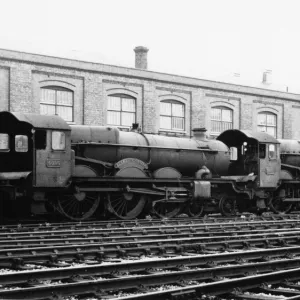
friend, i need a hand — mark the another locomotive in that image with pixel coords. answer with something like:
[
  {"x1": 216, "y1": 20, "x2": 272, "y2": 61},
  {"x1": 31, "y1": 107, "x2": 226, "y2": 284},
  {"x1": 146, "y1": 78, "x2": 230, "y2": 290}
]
[{"x1": 0, "y1": 111, "x2": 298, "y2": 222}]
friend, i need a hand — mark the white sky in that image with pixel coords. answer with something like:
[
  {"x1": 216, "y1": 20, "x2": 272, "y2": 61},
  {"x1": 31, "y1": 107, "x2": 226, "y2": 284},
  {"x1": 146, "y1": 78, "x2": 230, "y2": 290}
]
[{"x1": 1, "y1": 0, "x2": 300, "y2": 92}]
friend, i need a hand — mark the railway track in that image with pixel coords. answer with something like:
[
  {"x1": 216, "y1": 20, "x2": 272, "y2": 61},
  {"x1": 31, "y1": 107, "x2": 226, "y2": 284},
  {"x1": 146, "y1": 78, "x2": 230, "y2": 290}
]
[
  {"x1": 1, "y1": 247, "x2": 300, "y2": 299},
  {"x1": 3, "y1": 215, "x2": 300, "y2": 242},
  {"x1": 2, "y1": 216, "x2": 300, "y2": 299},
  {"x1": 2, "y1": 213, "x2": 300, "y2": 233}
]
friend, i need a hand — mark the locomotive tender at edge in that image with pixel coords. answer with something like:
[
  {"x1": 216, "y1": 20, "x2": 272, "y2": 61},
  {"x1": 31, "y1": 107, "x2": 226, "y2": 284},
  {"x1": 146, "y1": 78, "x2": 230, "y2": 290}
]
[{"x1": 0, "y1": 111, "x2": 299, "y2": 221}]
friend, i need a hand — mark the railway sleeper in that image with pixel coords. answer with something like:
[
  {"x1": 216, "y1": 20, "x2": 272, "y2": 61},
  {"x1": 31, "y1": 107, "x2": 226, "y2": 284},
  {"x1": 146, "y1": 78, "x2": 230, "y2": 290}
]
[{"x1": 46, "y1": 255, "x2": 70, "y2": 268}]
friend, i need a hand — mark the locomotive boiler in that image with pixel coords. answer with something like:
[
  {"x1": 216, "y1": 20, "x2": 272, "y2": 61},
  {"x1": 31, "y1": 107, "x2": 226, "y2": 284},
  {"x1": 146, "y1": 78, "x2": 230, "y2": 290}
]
[{"x1": 70, "y1": 125, "x2": 230, "y2": 177}]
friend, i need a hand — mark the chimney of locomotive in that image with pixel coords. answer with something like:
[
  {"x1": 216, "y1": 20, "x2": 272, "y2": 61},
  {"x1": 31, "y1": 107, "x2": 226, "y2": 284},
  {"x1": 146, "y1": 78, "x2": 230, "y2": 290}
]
[
  {"x1": 134, "y1": 46, "x2": 149, "y2": 69},
  {"x1": 192, "y1": 128, "x2": 207, "y2": 141}
]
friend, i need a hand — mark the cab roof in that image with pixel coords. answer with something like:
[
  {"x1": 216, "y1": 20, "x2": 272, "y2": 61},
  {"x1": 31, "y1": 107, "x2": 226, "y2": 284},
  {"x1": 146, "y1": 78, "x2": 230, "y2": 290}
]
[
  {"x1": 217, "y1": 129, "x2": 279, "y2": 147},
  {"x1": 5, "y1": 111, "x2": 71, "y2": 130}
]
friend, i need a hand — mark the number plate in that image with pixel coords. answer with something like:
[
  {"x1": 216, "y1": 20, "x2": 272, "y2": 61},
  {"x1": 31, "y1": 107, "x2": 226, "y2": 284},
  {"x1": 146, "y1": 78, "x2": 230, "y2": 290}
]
[{"x1": 46, "y1": 159, "x2": 61, "y2": 168}]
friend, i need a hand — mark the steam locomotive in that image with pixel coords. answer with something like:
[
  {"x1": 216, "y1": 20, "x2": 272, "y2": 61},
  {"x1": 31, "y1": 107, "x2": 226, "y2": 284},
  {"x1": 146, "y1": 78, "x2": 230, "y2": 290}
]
[{"x1": 0, "y1": 110, "x2": 299, "y2": 222}]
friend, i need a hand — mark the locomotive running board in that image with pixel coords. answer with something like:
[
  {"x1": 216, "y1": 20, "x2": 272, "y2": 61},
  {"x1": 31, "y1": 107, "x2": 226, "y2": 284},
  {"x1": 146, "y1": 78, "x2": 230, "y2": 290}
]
[
  {"x1": 0, "y1": 171, "x2": 31, "y2": 180},
  {"x1": 283, "y1": 198, "x2": 300, "y2": 202}
]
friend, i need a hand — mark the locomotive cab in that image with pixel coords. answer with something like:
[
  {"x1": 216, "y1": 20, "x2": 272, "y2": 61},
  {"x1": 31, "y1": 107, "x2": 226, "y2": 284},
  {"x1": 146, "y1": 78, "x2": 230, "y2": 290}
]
[
  {"x1": 0, "y1": 111, "x2": 72, "y2": 191},
  {"x1": 218, "y1": 130, "x2": 280, "y2": 188}
]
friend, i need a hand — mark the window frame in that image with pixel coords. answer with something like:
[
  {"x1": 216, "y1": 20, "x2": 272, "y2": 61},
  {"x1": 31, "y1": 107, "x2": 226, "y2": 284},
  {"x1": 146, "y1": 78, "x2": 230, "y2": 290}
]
[
  {"x1": 160, "y1": 100, "x2": 185, "y2": 132},
  {"x1": 15, "y1": 135, "x2": 28, "y2": 153},
  {"x1": 40, "y1": 86, "x2": 74, "y2": 122},
  {"x1": 210, "y1": 106, "x2": 233, "y2": 135},
  {"x1": 51, "y1": 131, "x2": 66, "y2": 151},
  {"x1": 257, "y1": 112, "x2": 277, "y2": 138},
  {"x1": 0, "y1": 133, "x2": 10, "y2": 152},
  {"x1": 268, "y1": 143, "x2": 277, "y2": 160},
  {"x1": 259, "y1": 144, "x2": 266, "y2": 159},
  {"x1": 107, "y1": 94, "x2": 136, "y2": 128}
]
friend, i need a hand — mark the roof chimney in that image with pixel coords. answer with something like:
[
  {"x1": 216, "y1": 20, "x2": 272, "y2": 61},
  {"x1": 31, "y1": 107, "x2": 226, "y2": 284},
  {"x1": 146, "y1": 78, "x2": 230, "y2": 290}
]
[
  {"x1": 262, "y1": 70, "x2": 272, "y2": 85},
  {"x1": 134, "y1": 46, "x2": 149, "y2": 70}
]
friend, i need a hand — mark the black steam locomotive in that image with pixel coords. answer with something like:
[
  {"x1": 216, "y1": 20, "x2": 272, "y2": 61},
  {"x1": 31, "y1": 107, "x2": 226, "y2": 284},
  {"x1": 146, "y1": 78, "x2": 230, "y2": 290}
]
[{"x1": 0, "y1": 111, "x2": 299, "y2": 221}]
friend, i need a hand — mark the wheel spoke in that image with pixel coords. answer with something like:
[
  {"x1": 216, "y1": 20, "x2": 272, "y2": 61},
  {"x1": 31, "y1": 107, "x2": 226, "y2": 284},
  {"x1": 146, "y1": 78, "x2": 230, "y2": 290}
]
[
  {"x1": 219, "y1": 196, "x2": 237, "y2": 217},
  {"x1": 269, "y1": 196, "x2": 293, "y2": 214},
  {"x1": 152, "y1": 201, "x2": 183, "y2": 219},
  {"x1": 107, "y1": 193, "x2": 146, "y2": 220},
  {"x1": 58, "y1": 192, "x2": 100, "y2": 221},
  {"x1": 187, "y1": 199, "x2": 204, "y2": 218}
]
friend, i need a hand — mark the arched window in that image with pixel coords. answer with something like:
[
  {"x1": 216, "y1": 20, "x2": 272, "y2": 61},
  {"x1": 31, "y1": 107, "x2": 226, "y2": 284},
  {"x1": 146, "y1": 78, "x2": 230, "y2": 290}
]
[
  {"x1": 257, "y1": 112, "x2": 277, "y2": 137},
  {"x1": 40, "y1": 87, "x2": 74, "y2": 122},
  {"x1": 160, "y1": 100, "x2": 185, "y2": 131},
  {"x1": 211, "y1": 106, "x2": 233, "y2": 134},
  {"x1": 107, "y1": 94, "x2": 136, "y2": 127}
]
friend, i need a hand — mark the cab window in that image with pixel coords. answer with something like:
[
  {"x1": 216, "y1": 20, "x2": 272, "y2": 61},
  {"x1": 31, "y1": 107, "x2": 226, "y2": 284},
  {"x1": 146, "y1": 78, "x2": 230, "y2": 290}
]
[
  {"x1": 52, "y1": 131, "x2": 66, "y2": 150},
  {"x1": 35, "y1": 130, "x2": 47, "y2": 150},
  {"x1": 230, "y1": 147, "x2": 237, "y2": 161},
  {"x1": 259, "y1": 144, "x2": 266, "y2": 159},
  {"x1": 268, "y1": 144, "x2": 276, "y2": 160},
  {"x1": 15, "y1": 135, "x2": 28, "y2": 152},
  {"x1": 0, "y1": 134, "x2": 9, "y2": 152}
]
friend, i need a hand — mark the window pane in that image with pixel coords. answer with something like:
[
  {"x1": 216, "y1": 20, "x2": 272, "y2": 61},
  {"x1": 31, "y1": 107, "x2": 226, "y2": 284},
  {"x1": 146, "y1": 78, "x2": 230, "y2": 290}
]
[
  {"x1": 0, "y1": 134, "x2": 9, "y2": 151},
  {"x1": 222, "y1": 109, "x2": 232, "y2": 122},
  {"x1": 57, "y1": 91, "x2": 73, "y2": 106},
  {"x1": 172, "y1": 103, "x2": 184, "y2": 117},
  {"x1": 108, "y1": 97, "x2": 121, "y2": 110},
  {"x1": 223, "y1": 121, "x2": 233, "y2": 131},
  {"x1": 258, "y1": 113, "x2": 266, "y2": 125},
  {"x1": 107, "y1": 111, "x2": 120, "y2": 125},
  {"x1": 211, "y1": 108, "x2": 221, "y2": 120},
  {"x1": 269, "y1": 144, "x2": 276, "y2": 159},
  {"x1": 52, "y1": 131, "x2": 66, "y2": 150},
  {"x1": 121, "y1": 112, "x2": 135, "y2": 126},
  {"x1": 15, "y1": 135, "x2": 28, "y2": 152},
  {"x1": 258, "y1": 125, "x2": 267, "y2": 133},
  {"x1": 161, "y1": 102, "x2": 171, "y2": 115},
  {"x1": 122, "y1": 98, "x2": 135, "y2": 112},
  {"x1": 211, "y1": 120, "x2": 222, "y2": 133},
  {"x1": 267, "y1": 114, "x2": 276, "y2": 126},
  {"x1": 172, "y1": 117, "x2": 184, "y2": 130},
  {"x1": 41, "y1": 89, "x2": 55, "y2": 104},
  {"x1": 266, "y1": 126, "x2": 276, "y2": 137},
  {"x1": 57, "y1": 106, "x2": 73, "y2": 122},
  {"x1": 160, "y1": 116, "x2": 172, "y2": 129},
  {"x1": 40, "y1": 104, "x2": 55, "y2": 116}
]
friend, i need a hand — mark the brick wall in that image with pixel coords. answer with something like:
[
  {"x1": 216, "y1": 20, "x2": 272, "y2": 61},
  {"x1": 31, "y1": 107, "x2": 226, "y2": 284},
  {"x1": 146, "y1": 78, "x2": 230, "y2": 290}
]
[
  {"x1": 0, "y1": 48, "x2": 300, "y2": 139},
  {"x1": 0, "y1": 67, "x2": 9, "y2": 111}
]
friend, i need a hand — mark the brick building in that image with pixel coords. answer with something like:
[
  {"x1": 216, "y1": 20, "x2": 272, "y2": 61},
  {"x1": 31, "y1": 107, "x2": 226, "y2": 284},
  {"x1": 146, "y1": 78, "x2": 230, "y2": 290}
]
[{"x1": 0, "y1": 47, "x2": 300, "y2": 139}]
